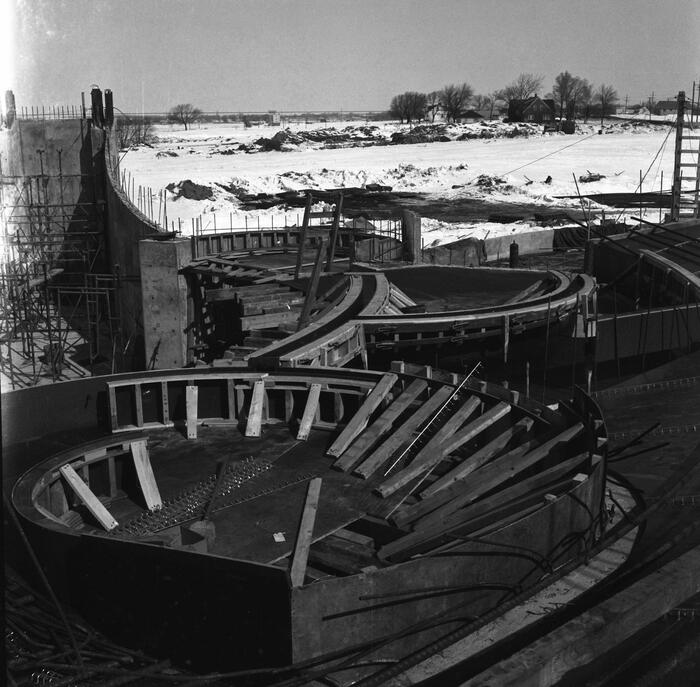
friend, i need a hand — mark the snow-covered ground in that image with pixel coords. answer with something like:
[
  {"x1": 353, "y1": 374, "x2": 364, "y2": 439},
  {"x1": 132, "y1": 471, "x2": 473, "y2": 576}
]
[{"x1": 120, "y1": 119, "x2": 687, "y2": 247}]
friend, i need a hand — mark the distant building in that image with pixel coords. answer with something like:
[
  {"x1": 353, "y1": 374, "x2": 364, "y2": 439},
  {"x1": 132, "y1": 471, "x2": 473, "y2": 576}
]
[
  {"x1": 507, "y1": 96, "x2": 556, "y2": 123},
  {"x1": 457, "y1": 109, "x2": 484, "y2": 123}
]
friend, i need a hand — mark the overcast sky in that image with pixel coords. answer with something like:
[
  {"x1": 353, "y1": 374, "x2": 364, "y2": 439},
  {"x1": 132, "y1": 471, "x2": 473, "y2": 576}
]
[{"x1": 3, "y1": 0, "x2": 699, "y2": 113}]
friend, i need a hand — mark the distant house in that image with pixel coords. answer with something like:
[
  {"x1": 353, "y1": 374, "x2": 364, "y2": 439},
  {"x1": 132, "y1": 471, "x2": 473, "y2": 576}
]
[
  {"x1": 457, "y1": 109, "x2": 484, "y2": 123},
  {"x1": 507, "y1": 96, "x2": 556, "y2": 123}
]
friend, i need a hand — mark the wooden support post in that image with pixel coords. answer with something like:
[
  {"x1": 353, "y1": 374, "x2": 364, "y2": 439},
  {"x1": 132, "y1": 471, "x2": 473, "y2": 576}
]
[
  {"x1": 333, "y1": 378, "x2": 428, "y2": 472},
  {"x1": 186, "y1": 385, "x2": 198, "y2": 439},
  {"x1": 130, "y1": 439, "x2": 162, "y2": 512},
  {"x1": 245, "y1": 378, "x2": 266, "y2": 437},
  {"x1": 297, "y1": 384, "x2": 322, "y2": 440},
  {"x1": 107, "y1": 457, "x2": 118, "y2": 498},
  {"x1": 226, "y1": 378, "x2": 236, "y2": 421},
  {"x1": 108, "y1": 385, "x2": 118, "y2": 431},
  {"x1": 327, "y1": 373, "x2": 398, "y2": 458},
  {"x1": 161, "y1": 381, "x2": 170, "y2": 424},
  {"x1": 325, "y1": 193, "x2": 344, "y2": 271},
  {"x1": 295, "y1": 193, "x2": 312, "y2": 278},
  {"x1": 503, "y1": 314, "x2": 510, "y2": 363},
  {"x1": 59, "y1": 464, "x2": 118, "y2": 531},
  {"x1": 290, "y1": 478, "x2": 323, "y2": 587},
  {"x1": 134, "y1": 384, "x2": 144, "y2": 427},
  {"x1": 297, "y1": 238, "x2": 327, "y2": 332}
]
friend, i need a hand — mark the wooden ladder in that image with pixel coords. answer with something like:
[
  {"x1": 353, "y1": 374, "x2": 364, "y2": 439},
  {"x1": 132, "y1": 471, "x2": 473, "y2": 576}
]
[
  {"x1": 294, "y1": 190, "x2": 344, "y2": 278},
  {"x1": 671, "y1": 88, "x2": 700, "y2": 221}
]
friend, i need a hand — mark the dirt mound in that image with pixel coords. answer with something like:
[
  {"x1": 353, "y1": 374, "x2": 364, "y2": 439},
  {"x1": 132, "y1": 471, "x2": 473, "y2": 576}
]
[{"x1": 166, "y1": 179, "x2": 213, "y2": 201}]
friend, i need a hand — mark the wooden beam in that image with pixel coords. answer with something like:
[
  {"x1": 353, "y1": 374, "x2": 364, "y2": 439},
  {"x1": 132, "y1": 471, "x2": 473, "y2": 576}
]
[
  {"x1": 376, "y1": 395, "x2": 482, "y2": 498},
  {"x1": 59, "y1": 464, "x2": 118, "y2": 531},
  {"x1": 290, "y1": 477, "x2": 323, "y2": 587},
  {"x1": 327, "y1": 373, "x2": 398, "y2": 458},
  {"x1": 245, "y1": 379, "x2": 266, "y2": 437},
  {"x1": 185, "y1": 385, "x2": 198, "y2": 439},
  {"x1": 297, "y1": 238, "x2": 328, "y2": 331},
  {"x1": 332, "y1": 378, "x2": 428, "y2": 472},
  {"x1": 161, "y1": 381, "x2": 170, "y2": 424},
  {"x1": 395, "y1": 440, "x2": 538, "y2": 529},
  {"x1": 297, "y1": 383, "x2": 322, "y2": 440},
  {"x1": 437, "y1": 401, "x2": 512, "y2": 457},
  {"x1": 353, "y1": 385, "x2": 454, "y2": 479},
  {"x1": 108, "y1": 384, "x2": 118, "y2": 431},
  {"x1": 414, "y1": 451, "x2": 590, "y2": 534},
  {"x1": 134, "y1": 383, "x2": 144, "y2": 427},
  {"x1": 130, "y1": 439, "x2": 162, "y2": 512},
  {"x1": 226, "y1": 378, "x2": 236, "y2": 421},
  {"x1": 421, "y1": 416, "x2": 534, "y2": 498}
]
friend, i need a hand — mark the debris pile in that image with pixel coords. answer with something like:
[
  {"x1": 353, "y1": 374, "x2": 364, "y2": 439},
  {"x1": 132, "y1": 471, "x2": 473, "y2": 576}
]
[{"x1": 166, "y1": 179, "x2": 214, "y2": 201}]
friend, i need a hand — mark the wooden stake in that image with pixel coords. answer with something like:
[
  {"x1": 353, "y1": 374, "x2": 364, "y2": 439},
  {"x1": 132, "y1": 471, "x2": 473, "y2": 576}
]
[{"x1": 290, "y1": 478, "x2": 323, "y2": 587}]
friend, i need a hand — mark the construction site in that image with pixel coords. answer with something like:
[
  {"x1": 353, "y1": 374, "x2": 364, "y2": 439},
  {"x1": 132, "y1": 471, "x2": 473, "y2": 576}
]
[{"x1": 2, "y1": 83, "x2": 700, "y2": 687}]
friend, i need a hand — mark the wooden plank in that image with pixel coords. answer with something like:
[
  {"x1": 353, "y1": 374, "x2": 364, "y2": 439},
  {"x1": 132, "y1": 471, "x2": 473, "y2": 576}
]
[
  {"x1": 134, "y1": 383, "x2": 144, "y2": 427},
  {"x1": 185, "y1": 385, "x2": 198, "y2": 439},
  {"x1": 130, "y1": 439, "x2": 162, "y2": 512},
  {"x1": 245, "y1": 379, "x2": 266, "y2": 437},
  {"x1": 297, "y1": 238, "x2": 328, "y2": 331},
  {"x1": 107, "y1": 457, "x2": 118, "y2": 498},
  {"x1": 392, "y1": 439, "x2": 538, "y2": 529},
  {"x1": 327, "y1": 373, "x2": 398, "y2": 458},
  {"x1": 290, "y1": 478, "x2": 323, "y2": 587},
  {"x1": 59, "y1": 464, "x2": 118, "y2": 531},
  {"x1": 108, "y1": 384, "x2": 118, "y2": 431},
  {"x1": 438, "y1": 401, "x2": 512, "y2": 457},
  {"x1": 421, "y1": 416, "x2": 534, "y2": 498},
  {"x1": 297, "y1": 383, "x2": 322, "y2": 440},
  {"x1": 353, "y1": 385, "x2": 454, "y2": 479},
  {"x1": 160, "y1": 381, "x2": 170, "y2": 424},
  {"x1": 226, "y1": 378, "x2": 236, "y2": 421},
  {"x1": 411, "y1": 422, "x2": 585, "y2": 527},
  {"x1": 332, "y1": 378, "x2": 428, "y2": 472},
  {"x1": 416, "y1": 453, "x2": 589, "y2": 534},
  {"x1": 376, "y1": 395, "x2": 482, "y2": 498}
]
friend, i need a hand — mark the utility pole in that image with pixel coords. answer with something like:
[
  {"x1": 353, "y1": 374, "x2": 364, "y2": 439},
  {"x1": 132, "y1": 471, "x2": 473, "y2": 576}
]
[
  {"x1": 648, "y1": 91, "x2": 655, "y2": 120},
  {"x1": 624, "y1": 94, "x2": 629, "y2": 114}
]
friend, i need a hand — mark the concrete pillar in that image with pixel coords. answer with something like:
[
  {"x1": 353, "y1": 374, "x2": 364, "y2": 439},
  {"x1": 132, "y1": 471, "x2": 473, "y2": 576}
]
[
  {"x1": 401, "y1": 209, "x2": 422, "y2": 263},
  {"x1": 139, "y1": 238, "x2": 191, "y2": 369}
]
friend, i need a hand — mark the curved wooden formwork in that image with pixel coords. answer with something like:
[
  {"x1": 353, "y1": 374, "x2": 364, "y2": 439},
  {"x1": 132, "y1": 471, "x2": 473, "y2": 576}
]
[{"x1": 12, "y1": 363, "x2": 607, "y2": 670}]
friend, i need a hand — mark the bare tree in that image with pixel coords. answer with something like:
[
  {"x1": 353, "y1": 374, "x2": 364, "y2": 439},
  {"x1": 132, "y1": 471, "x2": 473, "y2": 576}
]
[
  {"x1": 596, "y1": 84, "x2": 619, "y2": 125},
  {"x1": 471, "y1": 94, "x2": 491, "y2": 111},
  {"x1": 168, "y1": 103, "x2": 202, "y2": 130},
  {"x1": 115, "y1": 115, "x2": 153, "y2": 148},
  {"x1": 553, "y1": 71, "x2": 578, "y2": 119},
  {"x1": 503, "y1": 73, "x2": 544, "y2": 102},
  {"x1": 489, "y1": 89, "x2": 506, "y2": 120},
  {"x1": 425, "y1": 91, "x2": 441, "y2": 122},
  {"x1": 389, "y1": 92, "x2": 427, "y2": 124},
  {"x1": 571, "y1": 78, "x2": 592, "y2": 121},
  {"x1": 440, "y1": 83, "x2": 474, "y2": 122}
]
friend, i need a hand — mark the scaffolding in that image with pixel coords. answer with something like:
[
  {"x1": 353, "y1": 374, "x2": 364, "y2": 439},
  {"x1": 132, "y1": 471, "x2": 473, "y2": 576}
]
[{"x1": 0, "y1": 120, "x2": 122, "y2": 390}]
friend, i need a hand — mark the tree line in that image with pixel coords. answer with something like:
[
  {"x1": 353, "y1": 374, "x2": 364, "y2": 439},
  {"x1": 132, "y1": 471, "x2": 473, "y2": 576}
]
[{"x1": 389, "y1": 72, "x2": 619, "y2": 124}]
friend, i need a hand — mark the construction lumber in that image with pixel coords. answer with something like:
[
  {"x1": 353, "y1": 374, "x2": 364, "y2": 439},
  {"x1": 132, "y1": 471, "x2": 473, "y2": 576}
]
[
  {"x1": 290, "y1": 478, "x2": 323, "y2": 587},
  {"x1": 245, "y1": 379, "x2": 266, "y2": 437},
  {"x1": 308, "y1": 535, "x2": 376, "y2": 576},
  {"x1": 375, "y1": 395, "x2": 482, "y2": 498},
  {"x1": 466, "y1": 544, "x2": 700, "y2": 687},
  {"x1": 240, "y1": 309, "x2": 299, "y2": 331},
  {"x1": 298, "y1": 238, "x2": 328, "y2": 331},
  {"x1": 185, "y1": 385, "x2": 198, "y2": 439},
  {"x1": 327, "y1": 373, "x2": 398, "y2": 458},
  {"x1": 436, "y1": 401, "x2": 512, "y2": 459},
  {"x1": 353, "y1": 385, "x2": 454, "y2": 479},
  {"x1": 421, "y1": 416, "x2": 534, "y2": 498},
  {"x1": 411, "y1": 422, "x2": 584, "y2": 527},
  {"x1": 129, "y1": 439, "x2": 163, "y2": 512},
  {"x1": 415, "y1": 453, "x2": 589, "y2": 535},
  {"x1": 332, "y1": 378, "x2": 428, "y2": 472},
  {"x1": 393, "y1": 440, "x2": 538, "y2": 529},
  {"x1": 297, "y1": 384, "x2": 322, "y2": 440},
  {"x1": 59, "y1": 464, "x2": 118, "y2": 531}
]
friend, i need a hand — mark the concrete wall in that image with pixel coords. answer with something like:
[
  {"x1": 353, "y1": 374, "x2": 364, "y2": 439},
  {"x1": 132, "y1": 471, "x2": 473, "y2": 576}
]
[
  {"x1": 139, "y1": 239, "x2": 191, "y2": 369},
  {"x1": 103, "y1": 131, "x2": 164, "y2": 369}
]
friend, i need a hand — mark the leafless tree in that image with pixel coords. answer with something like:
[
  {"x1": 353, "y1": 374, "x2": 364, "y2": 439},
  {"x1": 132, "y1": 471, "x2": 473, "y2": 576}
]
[
  {"x1": 596, "y1": 84, "x2": 619, "y2": 125},
  {"x1": 389, "y1": 92, "x2": 427, "y2": 124},
  {"x1": 503, "y1": 73, "x2": 544, "y2": 102},
  {"x1": 553, "y1": 71, "x2": 578, "y2": 119},
  {"x1": 168, "y1": 103, "x2": 202, "y2": 130},
  {"x1": 425, "y1": 91, "x2": 441, "y2": 122},
  {"x1": 115, "y1": 115, "x2": 154, "y2": 148},
  {"x1": 571, "y1": 78, "x2": 593, "y2": 121},
  {"x1": 440, "y1": 83, "x2": 474, "y2": 122},
  {"x1": 471, "y1": 94, "x2": 491, "y2": 111},
  {"x1": 489, "y1": 89, "x2": 506, "y2": 120}
]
